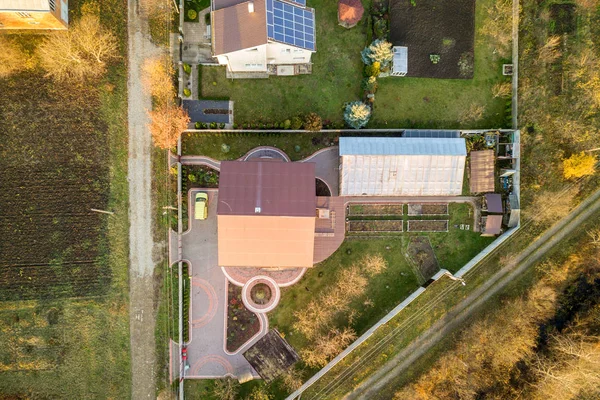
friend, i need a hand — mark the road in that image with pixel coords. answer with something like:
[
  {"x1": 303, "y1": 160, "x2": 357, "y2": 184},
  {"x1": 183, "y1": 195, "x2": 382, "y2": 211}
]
[
  {"x1": 128, "y1": 0, "x2": 161, "y2": 398},
  {"x1": 348, "y1": 187, "x2": 600, "y2": 399}
]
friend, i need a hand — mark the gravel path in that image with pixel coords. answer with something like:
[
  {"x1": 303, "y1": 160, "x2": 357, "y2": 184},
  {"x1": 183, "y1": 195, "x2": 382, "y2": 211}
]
[
  {"x1": 347, "y1": 187, "x2": 600, "y2": 399},
  {"x1": 127, "y1": 0, "x2": 161, "y2": 398}
]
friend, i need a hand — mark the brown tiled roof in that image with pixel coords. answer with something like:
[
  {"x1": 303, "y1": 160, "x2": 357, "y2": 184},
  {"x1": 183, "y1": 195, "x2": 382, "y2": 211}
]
[
  {"x1": 470, "y1": 150, "x2": 495, "y2": 193},
  {"x1": 217, "y1": 160, "x2": 316, "y2": 217},
  {"x1": 483, "y1": 215, "x2": 503, "y2": 236},
  {"x1": 212, "y1": 0, "x2": 268, "y2": 55},
  {"x1": 218, "y1": 215, "x2": 315, "y2": 267},
  {"x1": 338, "y1": 0, "x2": 364, "y2": 26}
]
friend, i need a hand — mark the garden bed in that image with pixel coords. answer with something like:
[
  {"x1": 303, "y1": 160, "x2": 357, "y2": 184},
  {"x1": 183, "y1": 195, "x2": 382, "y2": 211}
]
[
  {"x1": 407, "y1": 203, "x2": 449, "y2": 216},
  {"x1": 389, "y1": 0, "x2": 476, "y2": 79},
  {"x1": 407, "y1": 220, "x2": 449, "y2": 232},
  {"x1": 348, "y1": 220, "x2": 404, "y2": 232},
  {"x1": 226, "y1": 285, "x2": 261, "y2": 353},
  {"x1": 348, "y1": 204, "x2": 404, "y2": 216}
]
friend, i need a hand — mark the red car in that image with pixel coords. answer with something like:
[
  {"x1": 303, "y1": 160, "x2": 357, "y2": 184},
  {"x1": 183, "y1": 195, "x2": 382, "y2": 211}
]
[{"x1": 181, "y1": 347, "x2": 187, "y2": 362}]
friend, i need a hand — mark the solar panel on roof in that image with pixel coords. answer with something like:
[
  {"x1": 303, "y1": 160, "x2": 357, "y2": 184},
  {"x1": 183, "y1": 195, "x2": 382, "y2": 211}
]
[{"x1": 266, "y1": 0, "x2": 315, "y2": 51}]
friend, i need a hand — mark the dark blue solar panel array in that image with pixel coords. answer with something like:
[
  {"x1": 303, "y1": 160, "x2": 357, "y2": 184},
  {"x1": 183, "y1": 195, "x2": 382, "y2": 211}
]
[{"x1": 266, "y1": 0, "x2": 315, "y2": 51}]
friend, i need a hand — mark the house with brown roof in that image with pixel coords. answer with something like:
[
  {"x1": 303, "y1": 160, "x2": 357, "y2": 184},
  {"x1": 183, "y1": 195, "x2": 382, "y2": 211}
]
[
  {"x1": 217, "y1": 160, "x2": 317, "y2": 268},
  {"x1": 0, "y1": 0, "x2": 68, "y2": 30},
  {"x1": 211, "y1": 0, "x2": 316, "y2": 75}
]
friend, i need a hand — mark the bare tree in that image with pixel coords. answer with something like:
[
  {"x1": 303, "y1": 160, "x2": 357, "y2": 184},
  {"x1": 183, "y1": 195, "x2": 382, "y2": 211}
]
[
  {"x1": 0, "y1": 36, "x2": 26, "y2": 78},
  {"x1": 300, "y1": 327, "x2": 357, "y2": 368},
  {"x1": 492, "y1": 82, "x2": 512, "y2": 98},
  {"x1": 37, "y1": 13, "x2": 118, "y2": 81},
  {"x1": 75, "y1": 14, "x2": 119, "y2": 64},
  {"x1": 213, "y1": 378, "x2": 240, "y2": 400},
  {"x1": 538, "y1": 36, "x2": 562, "y2": 64}
]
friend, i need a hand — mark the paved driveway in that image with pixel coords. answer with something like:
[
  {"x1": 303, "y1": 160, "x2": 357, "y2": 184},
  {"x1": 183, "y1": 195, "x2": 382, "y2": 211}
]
[{"x1": 181, "y1": 189, "x2": 266, "y2": 379}]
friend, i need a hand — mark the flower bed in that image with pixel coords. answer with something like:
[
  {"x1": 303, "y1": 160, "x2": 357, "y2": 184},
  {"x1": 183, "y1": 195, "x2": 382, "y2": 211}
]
[
  {"x1": 226, "y1": 284, "x2": 260, "y2": 353},
  {"x1": 407, "y1": 220, "x2": 449, "y2": 232},
  {"x1": 407, "y1": 203, "x2": 448, "y2": 216},
  {"x1": 203, "y1": 108, "x2": 230, "y2": 115},
  {"x1": 348, "y1": 220, "x2": 404, "y2": 232},
  {"x1": 348, "y1": 204, "x2": 404, "y2": 216}
]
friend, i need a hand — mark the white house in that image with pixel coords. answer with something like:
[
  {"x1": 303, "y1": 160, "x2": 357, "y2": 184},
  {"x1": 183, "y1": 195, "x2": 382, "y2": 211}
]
[
  {"x1": 211, "y1": 0, "x2": 316, "y2": 74},
  {"x1": 339, "y1": 137, "x2": 467, "y2": 196}
]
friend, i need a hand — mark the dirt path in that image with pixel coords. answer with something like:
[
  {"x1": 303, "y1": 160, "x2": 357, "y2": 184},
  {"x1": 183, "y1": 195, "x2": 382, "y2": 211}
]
[
  {"x1": 128, "y1": 0, "x2": 161, "y2": 398},
  {"x1": 347, "y1": 187, "x2": 600, "y2": 399}
]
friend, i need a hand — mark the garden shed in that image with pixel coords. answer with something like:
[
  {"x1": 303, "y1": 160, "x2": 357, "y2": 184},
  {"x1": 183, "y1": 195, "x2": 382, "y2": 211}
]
[
  {"x1": 484, "y1": 193, "x2": 503, "y2": 214},
  {"x1": 391, "y1": 46, "x2": 408, "y2": 76},
  {"x1": 243, "y1": 329, "x2": 300, "y2": 382},
  {"x1": 217, "y1": 160, "x2": 317, "y2": 268},
  {"x1": 338, "y1": 0, "x2": 364, "y2": 28},
  {"x1": 481, "y1": 215, "x2": 503, "y2": 236},
  {"x1": 470, "y1": 150, "x2": 495, "y2": 193},
  {"x1": 339, "y1": 137, "x2": 467, "y2": 196}
]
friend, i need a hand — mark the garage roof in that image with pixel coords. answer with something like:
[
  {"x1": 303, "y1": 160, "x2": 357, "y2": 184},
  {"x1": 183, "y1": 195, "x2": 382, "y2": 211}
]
[{"x1": 217, "y1": 160, "x2": 316, "y2": 217}]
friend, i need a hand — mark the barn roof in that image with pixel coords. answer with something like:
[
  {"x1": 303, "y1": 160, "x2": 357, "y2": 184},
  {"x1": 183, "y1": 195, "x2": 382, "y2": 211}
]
[{"x1": 243, "y1": 329, "x2": 300, "y2": 382}]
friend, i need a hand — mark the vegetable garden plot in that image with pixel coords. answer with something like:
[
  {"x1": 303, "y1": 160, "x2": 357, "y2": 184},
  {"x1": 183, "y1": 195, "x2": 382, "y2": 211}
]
[
  {"x1": 0, "y1": 73, "x2": 111, "y2": 301},
  {"x1": 408, "y1": 203, "x2": 449, "y2": 216},
  {"x1": 348, "y1": 220, "x2": 404, "y2": 232},
  {"x1": 407, "y1": 220, "x2": 448, "y2": 232},
  {"x1": 348, "y1": 204, "x2": 404, "y2": 216}
]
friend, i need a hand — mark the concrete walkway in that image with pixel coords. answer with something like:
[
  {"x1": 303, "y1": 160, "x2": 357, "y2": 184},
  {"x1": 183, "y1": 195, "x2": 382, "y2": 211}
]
[
  {"x1": 180, "y1": 190, "x2": 267, "y2": 379},
  {"x1": 301, "y1": 147, "x2": 340, "y2": 196}
]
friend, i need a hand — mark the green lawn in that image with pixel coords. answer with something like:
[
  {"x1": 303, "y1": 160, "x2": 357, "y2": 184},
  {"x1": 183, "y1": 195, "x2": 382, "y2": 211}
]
[
  {"x1": 199, "y1": 0, "x2": 508, "y2": 128},
  {"x1": 269, "y1": 239, "x2": 421, "y2": 351},
  {"x1": 182, "y1": 131, "x2": 338, "y2": 160},
  {"x1": 269, "y1": 203, "x2": 493, "y2": 353}
]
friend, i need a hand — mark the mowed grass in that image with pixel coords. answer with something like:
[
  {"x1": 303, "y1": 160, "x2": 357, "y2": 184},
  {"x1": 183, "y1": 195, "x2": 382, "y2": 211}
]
[
  {"x1": 199, "y1": 0, "x2": 507, "y2": 128},
  {"x1": 269, "y1": 203, "x2": 492, "y2": 353},
  {"x1": 0, "y1": 0, "x2": 131, "y2": 397},
  {"x1": 181, "y1": 131, "x2": 338, "y2": 160},
  {"x1": 200, "y1": 0, "x2": 366, "y2": 123},
  {"x1": 269, "y1": 239, "x2": 420, "y2": 351}
]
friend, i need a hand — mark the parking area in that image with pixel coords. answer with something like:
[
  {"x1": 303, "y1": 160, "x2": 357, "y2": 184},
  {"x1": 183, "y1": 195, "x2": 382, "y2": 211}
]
[{"x1": 179, "y1": 189, "x2": 266, "y2": 379}]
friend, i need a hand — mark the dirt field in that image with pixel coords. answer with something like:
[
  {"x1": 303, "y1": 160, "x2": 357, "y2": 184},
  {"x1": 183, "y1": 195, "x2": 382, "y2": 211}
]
[
  {"x1": 348, "y1": 220, "x2": 404, "y2": 232},
  {"x1": 0, "y1": 71, "x2": 111, "y2": 300},
  {"x1": 389, "y1": 0, "x2": 476, "y2": 78},
  {"x1": 407, "y1": 237, "x2": 440, "y2": 281},
  {"x1": 0, "y1": 0, "x2": 131, "y2": 397},
  {"x1": 407, "y1": 220, "x2": 449, "y2": 232}
]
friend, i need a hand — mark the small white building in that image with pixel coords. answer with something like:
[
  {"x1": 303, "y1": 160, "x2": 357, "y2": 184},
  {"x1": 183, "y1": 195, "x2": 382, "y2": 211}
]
[
  {"x1": 211, "y1": 0, "x2": 316, "y2": 74},
  {"x1": 339, "y1": 137, "x2": 467, "y2": 196}
]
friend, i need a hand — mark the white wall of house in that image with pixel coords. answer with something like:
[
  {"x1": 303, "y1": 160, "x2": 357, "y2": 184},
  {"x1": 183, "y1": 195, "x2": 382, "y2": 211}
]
[
  {"x1": 215, "y1": 44, "x2": 268, "y2": 72},
  {"x1": 215, "y1": 42, "x2": 313, "y2": 72},
  {"x1": 266, "y1": 41, "x2": 312, "y2": 65}
]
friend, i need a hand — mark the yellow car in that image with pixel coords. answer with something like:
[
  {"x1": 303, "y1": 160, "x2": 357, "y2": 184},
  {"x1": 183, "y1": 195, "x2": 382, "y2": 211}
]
[{"x1": 194, "y1": 192, "x2": 208, "y2": 220}]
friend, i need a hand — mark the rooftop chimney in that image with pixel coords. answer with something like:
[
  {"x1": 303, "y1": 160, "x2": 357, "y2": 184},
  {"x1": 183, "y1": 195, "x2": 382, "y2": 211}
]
[{"x1": 248, "y1": 1, "x2": 254, "y2": 13}]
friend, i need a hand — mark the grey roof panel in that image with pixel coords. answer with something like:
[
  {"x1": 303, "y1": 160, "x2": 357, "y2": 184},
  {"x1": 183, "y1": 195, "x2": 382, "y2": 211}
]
[
  {"x1": 339, "y1": 137, "x2": 467, "y2": 156},
  {"x1": 403, "y1": 129, "x2": 460, "y2": 138}
]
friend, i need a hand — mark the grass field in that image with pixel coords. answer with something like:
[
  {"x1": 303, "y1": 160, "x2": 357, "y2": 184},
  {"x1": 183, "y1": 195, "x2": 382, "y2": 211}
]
[
  {"x1": 182, "y1": 131, "x2": 338, "y2": 160},
  {"x1": 199, "y1": 0, "x2": 508, "y2": 128},
  {"x1": 0, "y1": 0, "x2": 131, "y2": 397}
]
